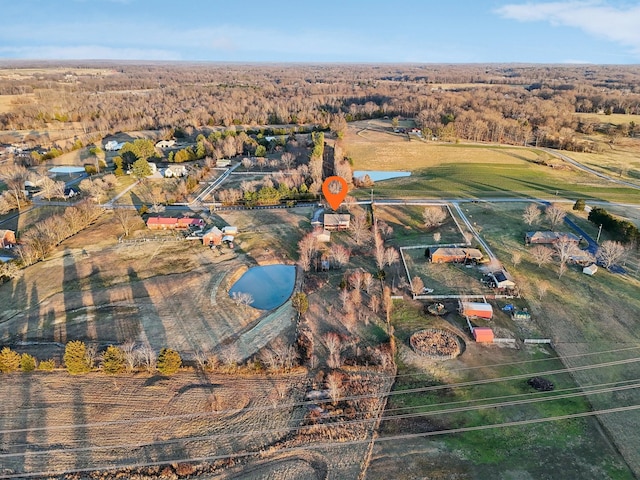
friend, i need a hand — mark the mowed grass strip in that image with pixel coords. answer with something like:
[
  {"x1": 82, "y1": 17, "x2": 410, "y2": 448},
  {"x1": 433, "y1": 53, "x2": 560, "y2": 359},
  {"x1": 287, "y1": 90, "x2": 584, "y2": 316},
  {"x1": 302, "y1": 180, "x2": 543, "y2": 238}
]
[{"x1": 345, "y1": 132, "x2": 640, "y2": 202}]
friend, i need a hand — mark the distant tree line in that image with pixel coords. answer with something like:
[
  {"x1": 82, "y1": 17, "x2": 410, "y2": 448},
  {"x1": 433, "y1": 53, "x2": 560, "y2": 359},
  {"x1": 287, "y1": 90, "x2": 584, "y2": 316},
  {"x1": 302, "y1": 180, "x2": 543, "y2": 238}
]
[{"x1": 3, "y1": 64, "x2": 640, "y2": 151}]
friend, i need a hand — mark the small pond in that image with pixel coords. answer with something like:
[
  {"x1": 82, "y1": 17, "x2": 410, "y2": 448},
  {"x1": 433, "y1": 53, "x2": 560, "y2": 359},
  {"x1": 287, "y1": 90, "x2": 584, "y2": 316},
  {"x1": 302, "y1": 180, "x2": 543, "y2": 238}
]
[
  {"x1": 49, "y1": 166, "x2": 86, "y2": 174},
  {"x1": 353, "y1": 170, "x2": 411, "y2": 182},
  {"x1": 229, "y1": 264, "x2": 296, "y2": 310}
]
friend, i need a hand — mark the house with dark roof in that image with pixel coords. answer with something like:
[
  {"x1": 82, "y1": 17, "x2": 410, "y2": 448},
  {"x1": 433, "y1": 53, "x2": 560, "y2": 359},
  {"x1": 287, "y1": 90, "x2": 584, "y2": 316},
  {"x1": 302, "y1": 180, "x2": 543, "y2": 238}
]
[{"x1": 323, "y1": 213, "x2": 350, "y2": 231}]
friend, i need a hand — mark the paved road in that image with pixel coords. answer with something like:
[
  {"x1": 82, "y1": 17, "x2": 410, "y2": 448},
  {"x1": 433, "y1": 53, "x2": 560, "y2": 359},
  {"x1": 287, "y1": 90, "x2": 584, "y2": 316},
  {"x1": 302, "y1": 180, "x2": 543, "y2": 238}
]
[{"x1": 541, "y1": 147, "x2": 640, "y2": 191}]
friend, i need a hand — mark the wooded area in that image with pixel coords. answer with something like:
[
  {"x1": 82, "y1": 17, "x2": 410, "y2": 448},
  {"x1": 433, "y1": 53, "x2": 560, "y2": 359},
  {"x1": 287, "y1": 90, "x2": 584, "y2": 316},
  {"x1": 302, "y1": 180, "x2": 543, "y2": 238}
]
[{"x1": 1, "y1": 62, "x2": 640, "y2": 152}]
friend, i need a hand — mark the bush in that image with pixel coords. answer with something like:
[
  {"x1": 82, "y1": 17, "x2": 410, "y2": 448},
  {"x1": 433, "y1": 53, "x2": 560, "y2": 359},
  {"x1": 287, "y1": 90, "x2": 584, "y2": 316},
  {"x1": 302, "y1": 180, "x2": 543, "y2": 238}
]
[
  {"x1": 102, "y1": 345, "x2": 126, "y2": 374},
  {"x1": 20, "y1": 353, "x2": 37, "y2": 372},
  {"x1": 0, "y1": 347, "x2": 21, "y2": 373},
  {"x1": 64, "y1": 340, "x2": 92, "y2": 375},
  {"x1": 38, "y1": 359, "x2": 56, "y2": 371},
  {"x1": 157, "y1": 348, "x2": 182, "y2": 375},
  {"x1": 573, "y1": 199, "x2": 586, "y2": 211}
]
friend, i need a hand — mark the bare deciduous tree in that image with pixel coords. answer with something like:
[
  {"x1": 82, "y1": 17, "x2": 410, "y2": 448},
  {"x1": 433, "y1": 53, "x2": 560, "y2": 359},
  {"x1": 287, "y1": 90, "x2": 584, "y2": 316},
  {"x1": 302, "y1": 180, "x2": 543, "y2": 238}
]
[
  {"x1": 536, "y1": 280, "x2": 550, "y2": 300},
  {"x1": 326, "y1": 371, "x2": 343, "y2": 405},
  {"x1": 113, "y1": 208, "x2": 139, "y2": 237},
  {"x1": 231, "y1": 291, "x2": 254, "y2": 307},
  {"x1": 0, "y1": 164, "x2": 29, "y2": 211},
  {"x1": 522, "y1": 203, "x2": 541, "y2": 226},
  {"x1": 40, "y1": 176, "x2": 65, "y2": 200},
  {"x1": 362, "y1": 272, "x2": 373, "y2": 294},
  {"x1": 297, "y1": 233, "x2": 318, "y2": 272},
  {"x1": 384, "y1": 247, "x2": 399, "y2": 267},
  {"x1": 597, "y1": 240, "x2": 628, "y2": 269},
  {"x1": 411, "y1": 276, "x2": 425, "y2": 296},
  {"x1": 324, "y1": 332, "x2": 343, "y2": 369},
  {"x1": 545, "y1": 204, "x2": 566, "y2": 230},
  {"x1": 349, "y1": 269, "x2": 363, "y2": 290},
  {"x1": 350, "y1": 213, "x2": 370, "y2": 245},
  {"x1": 374, "y1": 233, "x2": 386, "y2": 271},
  {"x1": 530, "y1": 245, "x2": 554, "y2": 268},
  {"x1": 512, "y1": 251, "x2": 522, "y2": 267},
  {"x1": 339, "y1": 288, "x2": 351, "y2": 313},
  {"x1": 558, "y1": 262, "x2": 567, "y2": 278},
  {"x1": 433, "y1": 232, "x2": 441, "y2": 243},
  {"x1": 369, "y1": 294, "x2": 380, "y2": 314},
  {"x1": 281, "y1": 152, "x2": 295, "y2": 170},
  {"x1": 329, "y1": 243, "x2": 350, "y2": 268},
  {"x1": 136, "y1": 344, "x2": 156, "y2": 373},
  {"x1": 554, "y1": 236, "x2": 580, "y2": 265},
  {"x1": 422, "y1": 206, "x2": 447, "y2": 229}
]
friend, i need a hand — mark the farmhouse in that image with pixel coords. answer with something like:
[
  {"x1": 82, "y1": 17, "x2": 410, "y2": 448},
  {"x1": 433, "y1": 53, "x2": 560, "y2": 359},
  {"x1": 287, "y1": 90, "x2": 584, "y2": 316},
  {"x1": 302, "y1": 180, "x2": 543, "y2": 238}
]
[
  {"x1": 1, "y1": 230, "x2": 17, "y2": 248},
  {"x1": 202, "y1": 226, "x2": 223, "y2": 246},
  {"x1": 147, "y1": 217, "x2": 205, "y2": 230},
  {"x1": 427, "y1": 247, "x2": 483, "y2": 263},
  {"x1": 323, "y1": 213, "x2": 350, "y2": 231},
  {"x1": 461, "y1": 301, "x2": 493, "y2": 319},
  {"x1": 525, "y1": 231, "x2": 580, "y2": 245}
]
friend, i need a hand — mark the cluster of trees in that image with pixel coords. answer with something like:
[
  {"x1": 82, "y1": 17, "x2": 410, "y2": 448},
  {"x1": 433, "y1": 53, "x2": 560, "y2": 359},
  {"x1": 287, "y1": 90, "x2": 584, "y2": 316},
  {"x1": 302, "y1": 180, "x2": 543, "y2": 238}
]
[
  {"x1": 0, "y1": 341, "x2": 182, "y2": 375},
  {"x1": 521, "y1": 203, "x2": 630, "y2": 274},
  {"x1": 78, "y1": 173, "x2": 118, "y2": 202},
  {"x1": 3, "y1": 64, "x2": 640, "y2": 152},
  {"x1": 11, "y1": 200, "x2": 102, "y2": 269},
  {"x1": 588, "y1": 207, "x2": 640, "y2": 244}
]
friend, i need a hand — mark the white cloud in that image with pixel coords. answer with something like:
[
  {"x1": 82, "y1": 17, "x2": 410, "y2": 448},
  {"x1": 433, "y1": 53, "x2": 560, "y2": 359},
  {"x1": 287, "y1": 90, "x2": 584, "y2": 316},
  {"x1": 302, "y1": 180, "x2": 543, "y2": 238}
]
[{"x1": 496, "y1": 1, "x2": 640, "y2": 56}]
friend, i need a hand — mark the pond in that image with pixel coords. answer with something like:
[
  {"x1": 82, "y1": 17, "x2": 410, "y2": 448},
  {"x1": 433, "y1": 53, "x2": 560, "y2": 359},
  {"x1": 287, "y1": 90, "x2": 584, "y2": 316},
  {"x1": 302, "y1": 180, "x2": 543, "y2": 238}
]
[
  {"x1": 49, "y1": 166, "x2": 86, "y2": 174},
  {"x1": 229, "y1": 265, "x2": 296, "y2": 310},
  {"x1": 353, "y1": 170, "x2": 411, "y2": 182}
]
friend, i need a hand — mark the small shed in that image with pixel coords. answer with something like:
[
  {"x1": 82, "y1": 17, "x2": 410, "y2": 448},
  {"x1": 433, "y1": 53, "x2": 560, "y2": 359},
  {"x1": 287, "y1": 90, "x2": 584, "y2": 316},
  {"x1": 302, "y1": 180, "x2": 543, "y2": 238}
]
[
  {"x1": 313, "y1": 229, "x2": 331, "y2": 243},
  {"x1": 222, "y1": 226, "x2": 238, "y2": 235},
  {"x1": 202, "y1": 226, "x2": 223, "y2": 246},
  {"x1": 583, "y1": 264, "x2": 598, "y2": 276},
  {"x1": 461, "y1": 302, "x2": 493, "y2": 319},
  {"x1": 473, "y1": 327, "x2": 494, "y2": 343},
  {"x1": 489, "y1": 270, "x2": 516, "y2": 289}
]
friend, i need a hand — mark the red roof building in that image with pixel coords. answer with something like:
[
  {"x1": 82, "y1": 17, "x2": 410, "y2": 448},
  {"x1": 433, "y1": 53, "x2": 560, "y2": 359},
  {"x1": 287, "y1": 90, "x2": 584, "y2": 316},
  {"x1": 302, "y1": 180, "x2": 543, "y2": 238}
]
[{"x1": 473, "y1": 327, "x2": 494, "y2": 343}]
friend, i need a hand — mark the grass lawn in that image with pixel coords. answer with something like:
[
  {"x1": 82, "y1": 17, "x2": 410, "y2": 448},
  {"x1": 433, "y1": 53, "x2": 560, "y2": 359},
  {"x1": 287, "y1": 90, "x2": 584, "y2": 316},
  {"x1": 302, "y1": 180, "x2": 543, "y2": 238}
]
[
  {"x1": 368, "y1": 298, "x2": 636, "y2": 479},
  {"x1": 345, "y1": 129, "x2": 640, "y2": 203},
  {"x1": 374, "y1": 204, "x2": 466, "y2": 247},
  {"x1": 574, "y1": 112, "x2": 640, "y2": 126}
]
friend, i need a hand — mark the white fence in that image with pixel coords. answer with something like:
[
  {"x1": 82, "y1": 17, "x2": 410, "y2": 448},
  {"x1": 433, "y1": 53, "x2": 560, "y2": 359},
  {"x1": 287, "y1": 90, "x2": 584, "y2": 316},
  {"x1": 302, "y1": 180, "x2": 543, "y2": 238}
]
[{"x1": 524, "y1": 338, "x2": 552, "y2": 345}]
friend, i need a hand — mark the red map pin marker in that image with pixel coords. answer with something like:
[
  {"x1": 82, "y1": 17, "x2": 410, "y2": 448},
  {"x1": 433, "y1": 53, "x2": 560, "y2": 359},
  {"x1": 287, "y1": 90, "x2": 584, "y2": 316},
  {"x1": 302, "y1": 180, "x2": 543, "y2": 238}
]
[{"x1": 322, "y1": 176, "x2": 348, "y2": 210}]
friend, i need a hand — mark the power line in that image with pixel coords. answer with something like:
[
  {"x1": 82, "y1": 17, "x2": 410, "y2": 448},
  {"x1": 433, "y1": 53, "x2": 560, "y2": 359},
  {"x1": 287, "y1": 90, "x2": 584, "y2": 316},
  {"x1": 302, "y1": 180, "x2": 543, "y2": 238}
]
[
  {"x1": 3, "y1": 403, "x2": 640, "y2": 479},
  {"x1": 2, "y1": 356, "x2": 639, "y2": 437}
]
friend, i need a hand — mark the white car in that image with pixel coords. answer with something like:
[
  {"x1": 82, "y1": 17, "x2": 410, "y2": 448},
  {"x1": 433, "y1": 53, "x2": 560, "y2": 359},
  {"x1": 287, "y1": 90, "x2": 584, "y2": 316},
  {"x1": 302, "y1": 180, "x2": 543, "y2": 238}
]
[{"x1": 422, "y1": 287, "x2": 434, "y2": 294}]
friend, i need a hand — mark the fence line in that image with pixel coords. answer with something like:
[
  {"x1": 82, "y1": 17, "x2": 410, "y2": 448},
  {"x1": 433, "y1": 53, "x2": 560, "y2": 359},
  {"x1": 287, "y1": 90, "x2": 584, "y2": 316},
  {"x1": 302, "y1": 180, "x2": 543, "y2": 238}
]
[
  {"x1": 524, "y1": 338, "x2": 553, "y2": 345},
  {"x1": 494, "y1": 338, "x2": 517, "y2": 344}
]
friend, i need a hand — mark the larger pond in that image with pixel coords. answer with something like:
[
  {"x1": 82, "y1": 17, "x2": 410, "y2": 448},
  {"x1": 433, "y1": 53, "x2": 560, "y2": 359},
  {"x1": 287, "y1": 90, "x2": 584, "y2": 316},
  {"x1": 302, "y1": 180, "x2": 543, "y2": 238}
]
[
  {"x1": 353, "y1": 170, "x2": 411, "y2": 182},
  {"x1": 229, "y1": 265, "x2": 296, "y2": 310}
]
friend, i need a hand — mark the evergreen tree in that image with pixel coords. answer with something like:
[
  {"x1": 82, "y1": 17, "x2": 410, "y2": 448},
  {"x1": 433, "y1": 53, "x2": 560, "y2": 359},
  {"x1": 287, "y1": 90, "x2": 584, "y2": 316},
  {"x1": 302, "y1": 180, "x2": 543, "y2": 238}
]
[
  {"x1": 0, "y1": 347, "x2": 21, "y2": 373},
  {"x1": 157, "y1": 348, "x2": 182, "y2": 375},
  {"x1": 20, "y1": 353, "x2": 37, "y2": 372},
  {"x1": 64, "y1": 340, "x2": 92, "y2": 375},
  {"x1": 102, "y1": 345, "x2": 126, "y2": 374}
]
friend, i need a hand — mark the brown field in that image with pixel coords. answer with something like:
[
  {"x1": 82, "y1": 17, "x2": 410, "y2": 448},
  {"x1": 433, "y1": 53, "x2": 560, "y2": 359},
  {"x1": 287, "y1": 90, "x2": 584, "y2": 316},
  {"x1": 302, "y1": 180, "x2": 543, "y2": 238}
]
[
  {"x1": 564, "y1": 136, "x2": 640, "y2": 182},
  {"x1": 0, "y1": 94, "x2": 34, "y2": 113},
  {"x1": 574, "y1": 112, "x2": 640, "y2": 126}
]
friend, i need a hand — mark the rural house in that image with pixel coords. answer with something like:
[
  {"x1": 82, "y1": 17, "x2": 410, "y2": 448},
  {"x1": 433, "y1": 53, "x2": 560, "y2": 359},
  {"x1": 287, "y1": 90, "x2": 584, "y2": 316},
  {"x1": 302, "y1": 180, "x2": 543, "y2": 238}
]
[
  {"x1": 155, "y1": 140, "x2": 176, "y2": 149},
  {"x1": 583, "y1": 264, "x2": 598, "y2": 276},
  {"x1": 202, "y1": 226, "x2": 223, "y2": 246},
  {"x1": 0, "y1": 230, "x2": 17, "y2": 248},
  {"x1": 163, "y1": 165, "x2": 187, "y2": 178},
  {"x1": 525, "y1": 231, "x2": 580, "y2": 245},
  {"x1": 323, "y1": 213, "x2": 350, "y2": 231},
  {"x1": 427, "y1": 247, "x2": 483, "y2": 263}
]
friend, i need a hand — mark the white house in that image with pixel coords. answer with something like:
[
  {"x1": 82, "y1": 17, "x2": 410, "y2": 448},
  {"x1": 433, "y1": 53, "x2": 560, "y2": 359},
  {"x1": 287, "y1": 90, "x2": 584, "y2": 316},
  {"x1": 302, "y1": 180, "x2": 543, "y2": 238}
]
[
  {"x1": 148, "y1": 162, "x2": 158, "y2": 174},
  {"x1": 155, "y1": 140, "x2": 176, "y2": 149},
  {"x1": 163, "y1": 165, "x2": 187, "y2": 178},
  {"x1": 104, "y1": 141, "x2": 125, "y2": 151},
  {"x1": 583, "y1": 264, "x2": 598, "y2": 276}
]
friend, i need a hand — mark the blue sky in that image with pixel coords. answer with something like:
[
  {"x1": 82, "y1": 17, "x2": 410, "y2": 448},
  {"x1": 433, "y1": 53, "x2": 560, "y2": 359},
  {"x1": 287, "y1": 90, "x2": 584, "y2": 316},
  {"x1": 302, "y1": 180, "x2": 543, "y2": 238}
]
[{"x1": 1, "y1": 0, "x2": 639, "y2": 63}]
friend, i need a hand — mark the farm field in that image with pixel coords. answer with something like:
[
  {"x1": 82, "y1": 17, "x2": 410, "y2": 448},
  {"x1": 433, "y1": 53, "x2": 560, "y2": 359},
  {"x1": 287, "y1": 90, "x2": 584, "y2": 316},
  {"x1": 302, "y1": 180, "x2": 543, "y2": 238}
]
[
  {"x1": 344, "y1": 127, "x2": 640, "y2": 203},
  {"x1": 461, "y1": 201, "x2": 640, "y2": 475},
  {"x1": 563, "y1": 139, "x2": 640, "y2": 183}
]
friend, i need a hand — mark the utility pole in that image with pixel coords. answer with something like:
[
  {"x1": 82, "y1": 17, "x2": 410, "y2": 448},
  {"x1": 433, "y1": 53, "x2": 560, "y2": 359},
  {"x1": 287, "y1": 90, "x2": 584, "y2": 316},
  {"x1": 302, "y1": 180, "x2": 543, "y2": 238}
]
[
  {"x1": 596, "y1": 224, "x2": 603, "y2": 244},
  {"x1": 370, "y1": 188, "x2": 374, "y2": 205}
]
